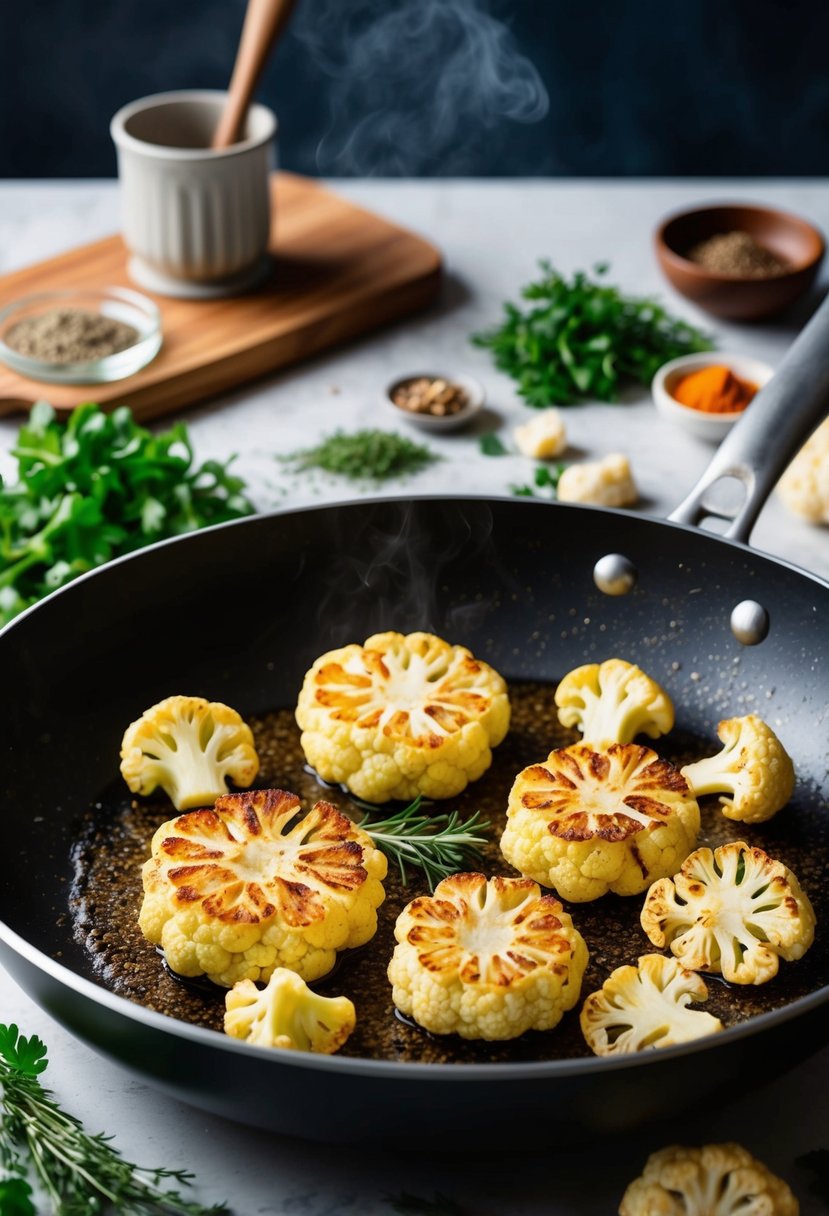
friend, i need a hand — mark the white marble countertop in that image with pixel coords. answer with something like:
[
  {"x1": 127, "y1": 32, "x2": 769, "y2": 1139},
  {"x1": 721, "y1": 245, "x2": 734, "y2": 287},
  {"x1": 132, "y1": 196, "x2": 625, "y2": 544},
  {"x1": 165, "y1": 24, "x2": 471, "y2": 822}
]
[{"x1": 1, "y1": 179, "x2": 828, "y2": 1214}]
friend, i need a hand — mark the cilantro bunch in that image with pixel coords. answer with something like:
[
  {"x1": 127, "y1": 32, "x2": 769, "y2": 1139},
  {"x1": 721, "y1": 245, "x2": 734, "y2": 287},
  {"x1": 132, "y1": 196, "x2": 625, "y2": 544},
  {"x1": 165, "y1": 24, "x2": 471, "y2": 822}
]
[
  {"x1": 473, "y1": 261, "x2": 712, "y2": 407},
  {"x1": 0, "y1": 402, "x2": 254, "y2": 627}
]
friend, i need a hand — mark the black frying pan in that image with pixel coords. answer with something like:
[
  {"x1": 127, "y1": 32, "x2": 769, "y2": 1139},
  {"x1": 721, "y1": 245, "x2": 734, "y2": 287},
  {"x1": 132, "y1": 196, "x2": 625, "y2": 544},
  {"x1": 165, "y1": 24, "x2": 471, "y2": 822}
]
[{"x1": 1, "y1": 301, "x2": 828, "y2": 1148}]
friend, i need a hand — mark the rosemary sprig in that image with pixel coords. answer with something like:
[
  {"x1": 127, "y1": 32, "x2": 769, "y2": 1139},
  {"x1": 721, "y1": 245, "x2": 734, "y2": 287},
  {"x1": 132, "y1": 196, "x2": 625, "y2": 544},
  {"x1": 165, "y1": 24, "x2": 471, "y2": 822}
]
[
  {"x1": 0, "y1": 1023, "x2": 229, "y2": 1216},
  {"x1": 355, "y1": 796, "x2": 490, "y2": 890}
]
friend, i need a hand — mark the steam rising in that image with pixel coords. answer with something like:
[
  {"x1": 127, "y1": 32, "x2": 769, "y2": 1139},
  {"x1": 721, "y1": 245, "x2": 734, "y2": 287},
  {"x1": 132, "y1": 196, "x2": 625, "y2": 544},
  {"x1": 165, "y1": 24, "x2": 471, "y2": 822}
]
[
  {"x1": 293, "y1": 0, "x2": 549, "y2": 175},
  {"x1": 316, "y1": 500, "x2": 521, "y2": 651}
]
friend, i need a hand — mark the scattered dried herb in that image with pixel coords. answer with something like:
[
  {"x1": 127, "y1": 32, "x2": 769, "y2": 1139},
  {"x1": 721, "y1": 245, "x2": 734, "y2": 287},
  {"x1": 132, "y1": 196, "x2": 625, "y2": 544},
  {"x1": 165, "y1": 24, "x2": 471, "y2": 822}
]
[
  {"x1": 285, "y1": 428, "x2": 438, "y2": 480},
  {"x1": 473, "y1": 261, "x2": 712, "y2": 407},
  {"x1": 0, "y1": 401, "x2": 253, "y2": 628}
]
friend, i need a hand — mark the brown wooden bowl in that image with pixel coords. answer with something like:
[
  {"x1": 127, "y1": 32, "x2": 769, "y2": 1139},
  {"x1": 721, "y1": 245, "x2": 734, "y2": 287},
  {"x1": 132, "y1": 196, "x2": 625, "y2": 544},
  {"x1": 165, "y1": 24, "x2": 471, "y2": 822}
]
[{"x1": 655, "y1": 203, "x2": 824, "y2": 320}]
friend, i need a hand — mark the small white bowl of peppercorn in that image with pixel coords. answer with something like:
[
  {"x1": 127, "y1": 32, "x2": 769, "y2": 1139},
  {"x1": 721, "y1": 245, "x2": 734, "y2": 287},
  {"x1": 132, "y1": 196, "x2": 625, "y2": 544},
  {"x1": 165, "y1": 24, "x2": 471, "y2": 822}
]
[
  {"x1": 383, "y1": 371, "x2": 485, "y2": 432},
  {"x1": 0, "y1": 287, "x2": 162, "y2": 384},
  {"x1": 655, "y1": 203, "x2": 824, "y2": 321}
]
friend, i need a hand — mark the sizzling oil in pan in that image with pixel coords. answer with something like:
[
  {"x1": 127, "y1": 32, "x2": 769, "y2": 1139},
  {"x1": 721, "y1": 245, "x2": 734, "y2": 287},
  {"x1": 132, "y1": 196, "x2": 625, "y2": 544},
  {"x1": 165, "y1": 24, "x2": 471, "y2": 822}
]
[{"x1": 70, "y1": 681, "x2": 829, "y2": 1065}]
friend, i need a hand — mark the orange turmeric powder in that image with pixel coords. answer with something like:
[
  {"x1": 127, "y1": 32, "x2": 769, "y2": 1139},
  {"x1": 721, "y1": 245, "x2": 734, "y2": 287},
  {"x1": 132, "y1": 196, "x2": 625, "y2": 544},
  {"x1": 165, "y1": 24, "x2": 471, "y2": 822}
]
[{"x1": 672, "y1": 364, "x2": 757, "y2": 414}]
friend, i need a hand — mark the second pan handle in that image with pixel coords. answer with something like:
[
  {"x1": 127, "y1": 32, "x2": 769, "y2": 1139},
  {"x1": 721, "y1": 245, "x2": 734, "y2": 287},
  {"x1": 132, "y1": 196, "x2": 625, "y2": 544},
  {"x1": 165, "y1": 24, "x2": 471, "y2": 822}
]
[{"x1": 669, "y1": 291, "x2": 829, "y2": 543}]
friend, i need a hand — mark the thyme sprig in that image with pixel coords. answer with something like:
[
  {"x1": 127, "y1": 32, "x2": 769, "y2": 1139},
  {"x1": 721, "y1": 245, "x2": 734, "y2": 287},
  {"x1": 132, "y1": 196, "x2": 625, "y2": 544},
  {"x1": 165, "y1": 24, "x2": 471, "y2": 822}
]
[
  {"x1": 354, "y1": 796, "x2": 490, "y2": 890},
  {"x1": 0, "y1": 1023, "x2": 229, "y2": 1216}
]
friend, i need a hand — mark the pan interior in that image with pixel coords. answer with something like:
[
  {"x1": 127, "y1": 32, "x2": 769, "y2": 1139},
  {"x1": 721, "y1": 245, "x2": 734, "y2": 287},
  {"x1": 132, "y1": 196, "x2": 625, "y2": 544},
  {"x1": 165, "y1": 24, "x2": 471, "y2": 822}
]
[
  {"x1": 1, "y1": 498, "x2": 827, "y2": 1067},
  {"x1": 69, "y1": 684, "x2": 829, "y2": 1066}
]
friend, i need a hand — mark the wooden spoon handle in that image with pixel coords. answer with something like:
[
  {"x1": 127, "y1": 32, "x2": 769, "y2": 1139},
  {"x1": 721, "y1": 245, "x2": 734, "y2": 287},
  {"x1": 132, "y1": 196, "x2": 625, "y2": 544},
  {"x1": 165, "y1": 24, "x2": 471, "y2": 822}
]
[{"x1": 212, "y1": 0, "x2": 297, "y2": 150}]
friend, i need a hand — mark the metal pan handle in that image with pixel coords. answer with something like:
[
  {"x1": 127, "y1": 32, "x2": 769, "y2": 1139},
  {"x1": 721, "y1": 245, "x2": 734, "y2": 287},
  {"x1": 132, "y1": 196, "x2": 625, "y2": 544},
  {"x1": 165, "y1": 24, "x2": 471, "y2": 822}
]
[{"x1": 668, "y1": 292, "x2": 829, "y2": 543}]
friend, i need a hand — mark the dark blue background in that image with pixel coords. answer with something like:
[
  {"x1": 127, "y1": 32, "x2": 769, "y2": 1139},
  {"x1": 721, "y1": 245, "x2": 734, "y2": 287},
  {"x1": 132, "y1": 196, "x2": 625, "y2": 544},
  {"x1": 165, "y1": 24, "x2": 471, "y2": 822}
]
[{"x1": 4, "y1": 0, "x2": 828, "y2": 178}]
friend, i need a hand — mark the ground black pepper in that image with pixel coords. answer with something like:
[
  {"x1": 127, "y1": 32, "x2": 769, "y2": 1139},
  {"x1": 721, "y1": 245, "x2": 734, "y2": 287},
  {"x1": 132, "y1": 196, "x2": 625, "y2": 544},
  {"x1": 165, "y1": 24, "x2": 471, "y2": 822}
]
[
  {"x1": 687, "y1": 231, "x2": 789, "y2": 278},
  {"x1": 5, "y1": 308, "x2": 139, "y2": 363}
]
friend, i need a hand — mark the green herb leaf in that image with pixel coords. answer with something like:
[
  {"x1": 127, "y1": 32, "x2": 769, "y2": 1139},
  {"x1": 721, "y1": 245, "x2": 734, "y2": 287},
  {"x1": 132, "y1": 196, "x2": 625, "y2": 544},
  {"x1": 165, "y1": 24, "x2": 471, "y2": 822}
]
[
  {"x1": 0, "y1": 1023, "x2": 230, "y2": 1215},
  {"x1": 284, "y1": 429, "x2": 437, "y2": 481},
  {"x1": 355, "y1": 796, "x2": 490, "y2": 890},
  {"x1": 0, "y1": 1024, "x2": 48, "y2": 1076},
  {"x1": 473, "y1": 261, "x2": 712, "y2": 407},
  {"x1": 478, "y1": 434, "x2": 508, "y2": 456},
  {"x1": 0, "y1": 1177, "x2": 36, "y2": 1216},
  {"x1": 0, "y1": 403, "x2": 254, "y2": 629}
]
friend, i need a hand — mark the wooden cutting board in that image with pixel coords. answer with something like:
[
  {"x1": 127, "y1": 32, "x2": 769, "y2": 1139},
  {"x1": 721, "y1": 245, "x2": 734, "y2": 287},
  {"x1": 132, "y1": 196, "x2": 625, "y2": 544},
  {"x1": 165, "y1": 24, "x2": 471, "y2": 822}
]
[{"x1": 0, "y1": 173, "x2": 442, "y2": 420}]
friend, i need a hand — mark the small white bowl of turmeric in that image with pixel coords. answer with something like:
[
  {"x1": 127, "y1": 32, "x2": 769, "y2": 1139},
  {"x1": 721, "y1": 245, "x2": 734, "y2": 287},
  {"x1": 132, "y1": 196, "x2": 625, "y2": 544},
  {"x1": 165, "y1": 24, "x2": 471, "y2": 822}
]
[{"x1": 652, "y1": 351, "x2": 774, "y2": 441}]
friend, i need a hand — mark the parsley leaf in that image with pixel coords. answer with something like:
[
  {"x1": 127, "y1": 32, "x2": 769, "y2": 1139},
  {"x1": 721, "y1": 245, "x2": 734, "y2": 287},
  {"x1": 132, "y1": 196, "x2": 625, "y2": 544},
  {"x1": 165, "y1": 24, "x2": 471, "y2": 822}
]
[
  {"x1": 473, "y1": 261, "x2": 712, "y2": 407},
  {"x1": 479, "y1": 434, "x2": 508, "y2": 456},
  {"x1": 0, "y1": 1024, "x2": 48, "y2": 1076},
  {"x1": 0, "y1": 403, "x2": 254, "y2": 628}
]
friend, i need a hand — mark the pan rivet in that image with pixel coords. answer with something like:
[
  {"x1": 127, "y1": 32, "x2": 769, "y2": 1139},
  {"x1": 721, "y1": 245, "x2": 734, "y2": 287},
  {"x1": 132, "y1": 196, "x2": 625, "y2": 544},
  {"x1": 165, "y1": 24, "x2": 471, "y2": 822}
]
[
  {"x1": 731, "y1": 600, "x2": 770, "y2": 645},
  {"x1": 593, "y1": 554, "x2": 638, "y2": 596}
]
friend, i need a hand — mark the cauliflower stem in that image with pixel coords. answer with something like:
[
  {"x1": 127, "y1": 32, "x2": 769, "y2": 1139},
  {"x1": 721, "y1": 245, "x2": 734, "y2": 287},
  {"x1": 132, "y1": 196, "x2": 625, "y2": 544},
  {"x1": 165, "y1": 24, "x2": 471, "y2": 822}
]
[
  {"x1": 682, "y1": 715, "x2": 795, "y2": 824},
  {"x1": 555, "y1": 659, "x2": 674, "y2": 748},
  {"x1": 121, "y1": 695, "x2": 260, "y2": 811}
]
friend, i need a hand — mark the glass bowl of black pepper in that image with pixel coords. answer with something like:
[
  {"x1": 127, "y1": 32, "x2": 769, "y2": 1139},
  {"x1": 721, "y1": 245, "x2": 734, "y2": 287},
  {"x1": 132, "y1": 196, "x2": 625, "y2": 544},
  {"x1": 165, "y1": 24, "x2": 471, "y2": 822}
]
[
  {"x1": 654, "y1": 203, "x2": 825, "y2": 321},
  {"x1": 0, "y1": 287, "x2": 162, "y2": 384}
]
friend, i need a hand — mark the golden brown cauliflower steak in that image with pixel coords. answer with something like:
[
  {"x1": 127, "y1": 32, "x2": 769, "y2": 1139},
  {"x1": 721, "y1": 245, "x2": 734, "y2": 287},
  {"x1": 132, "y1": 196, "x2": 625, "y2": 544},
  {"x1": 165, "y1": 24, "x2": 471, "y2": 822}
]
[
  {"x1": 139, "y1": 788, "x2": 387, "y2": 986},
  {"x1": 500, "y1": 742, "x2": 700, "y2": 902}
]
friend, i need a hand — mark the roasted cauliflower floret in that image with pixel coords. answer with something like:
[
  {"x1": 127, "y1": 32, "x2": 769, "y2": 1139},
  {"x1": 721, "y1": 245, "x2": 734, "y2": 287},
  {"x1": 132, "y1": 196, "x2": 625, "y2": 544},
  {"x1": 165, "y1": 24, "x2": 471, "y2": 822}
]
[
  {"x1": 619, "y1": 1142, "x2": 799, "y2": 1216},
  {"x1": 139, "y1": 788, "x2": 387, "y2": 986},
  {"x1": 120, "y1": 695, "x2": 260, "y2": 812},
  {"x1": 555, "y1": 658, "x2": 674, "y2": 748},
  {"x1": 641, "y1": 841, "x2": 815, "y2": 985},
  {"x1": 557, "y1": 453, "x2": 638, "y2": 507},
  {"x1": 681, "y1": 715, "x2": 795, "y2": 825},
  {"x1": 295, "y1": 631, "x2": 510, "y2": 804},
  {"x1": 581, "y1": 954, "x2": 722, "y2": 1056},
  {"x1": 513, "y1": 408, "x2": 567, "y2": 459},
  {"x1": 388, "y1": 873, "x2": 588, "y2": 1040},
  {"x1": 224, "y1": 967, "x2": 356, "y2": 1053},
  {"x1": 777, "y1": 414, "x2": 829, "y2": 525},
  {"x1": 501, "y1": 743, "x2": 699, "y2": 902}
]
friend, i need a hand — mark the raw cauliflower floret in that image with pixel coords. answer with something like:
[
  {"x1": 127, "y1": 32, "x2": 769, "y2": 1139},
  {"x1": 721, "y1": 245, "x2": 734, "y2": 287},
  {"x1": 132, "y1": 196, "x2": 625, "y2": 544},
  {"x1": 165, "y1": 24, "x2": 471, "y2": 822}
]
[
  {"x1": 139, "y1": 788, "x2": 387, "y2": 986},
  {"x1": 513, "y1": 408, "x2": 567, "y2": 459},
  {"x1": 580, "y1": 954, "x2": 722, "y2": 1056},
  {"x1": 555, "y1": 658, "x2": 674, "y2": 748},
  {"x1": 681, "y1": 715, "x2": 795, "y2": 824},
  {"x1": 557, "y1": 453, "x2": 638, "y2": 507},
  {"x1": 619, "y1": 1142, "x2": 799, "y2": 1216},
  {"x1": 777, "y1": 415, "x2": 829, "y2": 524},
  {"x1": 641, "y1": 841, "x2": 815, "y2": 985},
  {"x1": 224, "y1": 967, "x2": 355, "y2": 1053},
  {"x1": 120, "y1": 695, "x2": 259, "y2": 811},
  {"x1": 388, "y1": 872, "x2": 588, "y2": 1040},
  {"x1": 295, "y1": 631, "x2": 510, "y2": 804},
  {"x1": 501, "y1": 742, "x2": 699, "y2": 902}
]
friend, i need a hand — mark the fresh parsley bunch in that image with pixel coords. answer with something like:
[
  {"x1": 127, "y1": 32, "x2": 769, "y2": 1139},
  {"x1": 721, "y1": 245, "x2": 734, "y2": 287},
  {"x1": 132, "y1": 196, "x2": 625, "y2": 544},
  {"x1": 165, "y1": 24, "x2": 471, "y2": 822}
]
[
  {"x1": 0, "y1": 402, "x2": 254, "y2": 627},
  {"x1": 473, "y1": 261, "x2": 712, "y2": 407},
  {"x1": 0, "y1": 1022, "x2": 227, "y2": 1214}
]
